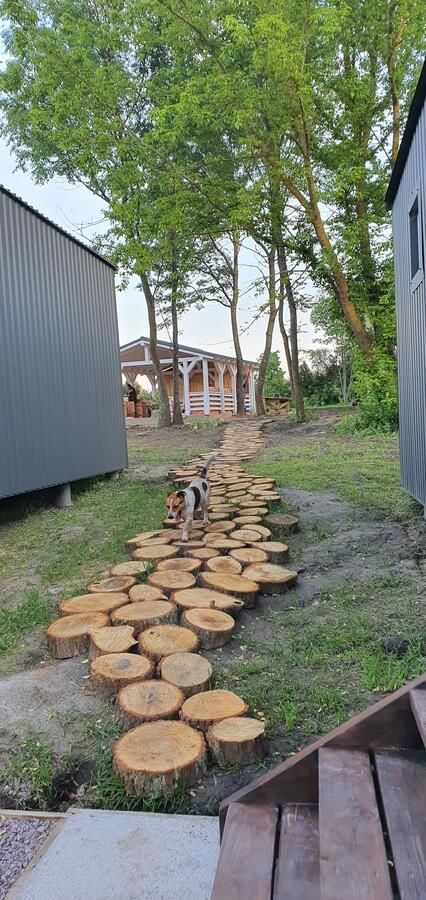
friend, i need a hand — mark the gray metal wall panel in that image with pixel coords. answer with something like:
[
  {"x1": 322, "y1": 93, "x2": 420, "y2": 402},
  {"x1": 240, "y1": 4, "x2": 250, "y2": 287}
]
[
  {"x1": 392, "y1": 101, "x2": 426, "y2": 505},
  {"x1": 0, "y1": 191, "x2": 127, "y2": 498}
]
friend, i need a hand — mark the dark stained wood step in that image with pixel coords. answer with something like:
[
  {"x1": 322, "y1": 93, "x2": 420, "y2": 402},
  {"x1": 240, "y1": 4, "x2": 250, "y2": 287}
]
[
  {"x1": 210, "y1": 802, "x2": 278, "y2": 900},
  {"x1": 319, "y1": 749, "x2": 393, "y2": 900},
  {"x1": 274, "y1": 804, "x2": 319, "y2": 899},
  {"x1": 375, "y1": 751, "x2": 426, "y2": 900},
  {"x1": 409, "y1": 688, "x2": 426, "y2": 746}
]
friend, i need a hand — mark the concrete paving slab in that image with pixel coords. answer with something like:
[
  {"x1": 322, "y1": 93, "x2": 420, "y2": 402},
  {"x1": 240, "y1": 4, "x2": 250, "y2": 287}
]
[{"x1": 12, "y1": 808, "x2": 219, "y2": 900}]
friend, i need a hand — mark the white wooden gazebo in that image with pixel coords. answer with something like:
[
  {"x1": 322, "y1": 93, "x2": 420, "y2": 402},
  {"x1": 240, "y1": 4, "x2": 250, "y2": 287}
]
[{"x1": 120, "y1": 336, "x2": 258, "y2": 417}]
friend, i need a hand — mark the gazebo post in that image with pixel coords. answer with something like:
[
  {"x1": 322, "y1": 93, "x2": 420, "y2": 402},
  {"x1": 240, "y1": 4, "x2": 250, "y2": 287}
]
[
  {"x1": 215, "y1": 362, "x2": 226, "y2": 413},
  {"x1": 202, "y1": 357, "x2": 210, "y2": 416},
  {"x1": 229, "y1": 363, "x2": 237, "y2": 413}
]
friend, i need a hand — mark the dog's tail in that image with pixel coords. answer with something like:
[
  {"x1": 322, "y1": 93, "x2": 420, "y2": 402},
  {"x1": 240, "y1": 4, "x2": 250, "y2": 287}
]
[{"x1": 199, "y1": 455, "x2": 215, "y2": 478}]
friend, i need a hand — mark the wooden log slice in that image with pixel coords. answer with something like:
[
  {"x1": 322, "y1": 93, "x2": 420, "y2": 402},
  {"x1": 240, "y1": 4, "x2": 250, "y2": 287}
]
[
  {"x1": 159, "y1": 652, "x2": 212, "y2": 698},
  {"x1": 59, "y1": 592, "x2": 128, "y2": 617},
  {"x1": 205, "y1": 537, "x2": 246, "y2": 553},
  {"x1": 237, "y1": 507, "x2": 268, "y2": 518},
  {"x1": 138, "y1": 624, "x2": 200, "y2": 663},
  {"x1": 91, "y1": 652, "x2": 154, "y2": 695},
  {"x1": 110, "y1": 562, "x2": 151, "y2": 578},
  {"x1": 240, "y1": 524, "x2": 272, "y2": 540},
  {"x1": 125, "y1": 531, "x2": 161, "y2": 549},
  {"x1": 111, "y1": 600, "x2": 178, "y2": 634},
  {"x1": 172, "y1": 540, "x2": 205, "y2": 554},
  {"x1": 134, "y1": 534, "x2": 174, "y2": 547},
  {"x1": 242, "y1": 563, "x2": 298, "y2": 594},
  {"x1": 112, "y1": 720, "x2": 207, "y2": 796},
  {"x1": 128, "y1": 584, "x2": 167, "y2": 603},
  {"x1": 252, "y1": 477, "x2": 277, "y2": 487},
  {"x1": 147, "y1": 571, "x2": 196, "y2": 596},
  {"x1": 197, "y1": 571, "x2": 259, "y2": 608},
  {"x1": 231, "y1": 529, "x2": 263, "y2": 543},
  {"x1": 261, "y1": 541, "x2": 289, "y2": 564},
  {"x1": 46, "y1": 613, "x2": 110, "y2": 659},
  {"x1": 239, "y1": 500, "x2": 271, "y2": 509},
  {"x1": 171, "y1": 588, "x2": 244, "y2": 617},
  {"x1": 156, "y1": 557, "x2": 201, "y2": 575},
  {"x1": 253, "y1": 492, "x2": 282, "y2": 502},
  {"x1": 229, "y1": 546, "x2": 268, "y2": 567},
  {"x1": 117, "y1": 680, "x2": 184, "y2": 728},
  {"x1": 207, "y1": 716, "x2": 265, "y2": 766},
  {"x1": 132, "y1": 545, "x2": 179, "y2": 564},
  {"x1": 89, "y1": 625, "x2": 136, "y2": 661},
  {"x1": 87, "y1": 576, "x2": 136, "y2": 594},
  {"x1": 181, "y1": 607, "x2": 235, "y2": 649},
  {"x1": 233, "y1": 515, "x2": 263, "y2": 526},
  {"x1": 180, "y1": 690, "x2": 248, "y2": 732},
  {"x1": 206, "y1": 512, "x2": 231, "y2": 522},
  {"x1": 185, "y1": 547, "x2": 220, "y2": 562},
  {"x1": 264, "y1": 513, "x2": 299, "y2": 536},
  {"x1": 209, "y1": 504, "x2": 237, "y2": 515},
  {"x1": 204, "y1": 556, "x2": 243, "y2": 575},
  {"x1": 204, "y1": 520, "x2": 236, "y2": 534},
  {"x1": 226, "y1": 490, "x2": 247, "y2": 499}
]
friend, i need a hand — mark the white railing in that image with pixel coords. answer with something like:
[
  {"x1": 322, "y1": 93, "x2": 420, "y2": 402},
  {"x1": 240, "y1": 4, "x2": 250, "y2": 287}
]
[{"x1": 186, "y1": 390, "x2": 236, "y2": 416}]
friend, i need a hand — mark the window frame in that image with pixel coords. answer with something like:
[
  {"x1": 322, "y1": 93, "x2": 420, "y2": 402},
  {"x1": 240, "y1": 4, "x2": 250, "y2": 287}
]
[{"x1": 408, "y1": 184, "x2": 424, "y2": 292}]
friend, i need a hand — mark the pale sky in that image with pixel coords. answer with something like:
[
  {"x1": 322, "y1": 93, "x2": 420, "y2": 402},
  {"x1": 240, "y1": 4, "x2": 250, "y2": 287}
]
[{"x1": 0, "y1": 139, "x2": 323, "y2": 369}]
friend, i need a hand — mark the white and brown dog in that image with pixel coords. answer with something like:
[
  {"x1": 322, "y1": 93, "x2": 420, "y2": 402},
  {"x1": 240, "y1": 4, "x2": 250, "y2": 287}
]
[{"x1": 167, "y1": 459, "x2": 213, "y2": 541}]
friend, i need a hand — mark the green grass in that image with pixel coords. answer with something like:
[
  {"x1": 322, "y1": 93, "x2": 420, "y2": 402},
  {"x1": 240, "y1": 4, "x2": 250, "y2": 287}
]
[
  {"x1": 128, "y1": 447, "x2": 196, "y2": 465},
  {"x1": 217, "y1": 576, "x2": 426, "y2": 748},
  {"x1": 0, "y1": 590, "x2": 55, "y2": 657},
  {"x1": 0, "y1": 730, "x2": 54, "y2": 809},
  {"x1": 0, "y1": 478, "x2": 166, "y2": 589},
  {"x1": 246, "y1": 434, "x2": 418, "y2": 519}
]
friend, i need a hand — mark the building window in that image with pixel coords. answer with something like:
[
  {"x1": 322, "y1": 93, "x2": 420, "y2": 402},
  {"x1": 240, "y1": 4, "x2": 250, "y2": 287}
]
[{"x1": 409, "y1": 195, "x2": 420, "y2": 279}]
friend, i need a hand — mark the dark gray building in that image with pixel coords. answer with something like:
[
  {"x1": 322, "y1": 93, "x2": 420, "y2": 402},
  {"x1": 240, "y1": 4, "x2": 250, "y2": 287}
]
[
  {"x1": 0, "y1": 186, "x2": 127, "y2": 502},
  {"x1": 386, "y1": 59, "x2": 426, "y2": 507}
]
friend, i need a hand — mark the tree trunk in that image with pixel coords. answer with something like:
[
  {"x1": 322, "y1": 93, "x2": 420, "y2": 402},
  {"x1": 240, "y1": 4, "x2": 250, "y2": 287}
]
[
  {"x1": 170, "y1": 236, "x2": 184, "y2": 425},
  {"x1": 140, "y1": 273, "x2": 171, "y2": 428},
  {"x1": 277, "y1": 242, "x2": 305, "y2": 420},
  {"x1": 255, "y1": 249, "x2": 278, "y2": 415},
  {"x1": 230, "y1": 228, "x2": 246, "y2": 415},
  {"x1": 278, "y1": 296, "x2": 294, "y2": 395}
]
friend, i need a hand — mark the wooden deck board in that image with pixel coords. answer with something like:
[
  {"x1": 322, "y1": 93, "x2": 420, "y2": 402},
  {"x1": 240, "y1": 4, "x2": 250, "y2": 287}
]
[
  {"x1": 319, "y1": 749, "x2": 393, "y2": 900},
  {"x1": 210, "y1": 802, "x2": 278, "y2": 900},
  {"x1": 410, "y1": 688, "x2": 426, "y2": 746},
  {"x1": 274, "y1": 804, "x2": 319, "y2": 899},
  {"x1": 375, "y1": 751, "x2": 426, "y2": 900}
]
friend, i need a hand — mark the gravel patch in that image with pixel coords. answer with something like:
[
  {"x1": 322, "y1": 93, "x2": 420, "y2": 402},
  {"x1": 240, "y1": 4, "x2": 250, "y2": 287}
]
[{"x1": 0, "y1": 816, "x2": 57, "y2": 899}]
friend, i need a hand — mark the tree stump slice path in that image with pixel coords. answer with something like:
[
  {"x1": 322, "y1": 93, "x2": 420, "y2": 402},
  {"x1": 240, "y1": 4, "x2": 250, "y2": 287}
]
[
  {"x1": 243, "y1": 563, "x2": 298, "y2": 593},
  {"x1": 138, "y1": 624, "x2": 200, "y2": 663},
  {"x1": 89, "y1": 625, "x2": 136, "y2": 660},
  {"x1": 87, "y1": 576, "x2": 136, "y2": 594},
  {"x1": 197, "y1": 571, "x2": 259, "y2": 608},
  {"x1": 181, "y1": 607, "x2": 235, "y2": 649},
  {"x1": 204, "y1": 556, "x2": 243, "y2": 575},
  {"x1": 45, "y1": 417, "x2": 301, "y2": 792},
  {"x1": 113, "y1": 721, "x2": 207, "y2": 796},
  {"x1": 111, "y1": 600, "x2": 178, "y2": 634},
  {"x1": 147, "y1": 570, "x2": 196, "y2": 596},
  {"x1": 46, "y1": 612, "x2": 110, "y2": 659},
  {"x1": 91, "y1": 652, "x2": 154, "y2": 695},
  {"x1": 116, "y1": 680, "x2": 184, "y2": 728},
  {"x1": 207, "y1": 716, "x2": 265, "y2": 765},
  {"x1": 159, "y1": 652, "x2": 213, "y2": 698},
  {"x1": 180, "y1": 689, "x2": 248, "y2": 732},
  {"x1": 172, "y1": 587, "x2": 244, "y2": 617},
  {"x1": 59, "y1": 592, "x2": 128, "y2": 617}
]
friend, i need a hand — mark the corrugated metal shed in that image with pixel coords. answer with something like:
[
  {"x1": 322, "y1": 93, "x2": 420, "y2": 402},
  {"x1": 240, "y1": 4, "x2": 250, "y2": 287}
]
[
  {"x1": 386, "y1": 58, "x2": 426, "y2": 506},
  {"x1": 0, "y1": 186, "x2": 127, "y2": 499}
]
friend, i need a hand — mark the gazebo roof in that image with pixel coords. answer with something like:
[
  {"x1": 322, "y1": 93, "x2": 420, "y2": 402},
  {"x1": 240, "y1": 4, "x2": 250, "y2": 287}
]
[{"x1": 120, "y1": 335, "x2": 258, "y2": 367}]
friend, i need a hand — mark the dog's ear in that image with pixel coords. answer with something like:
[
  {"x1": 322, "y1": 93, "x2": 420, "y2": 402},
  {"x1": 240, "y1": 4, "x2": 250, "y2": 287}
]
[
  {"x1": 177, "y1": 491, "x2": 186, "y2": 499},
  {"x1": 166, "y1": 492, "x2": 173, "y2": 499}
]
